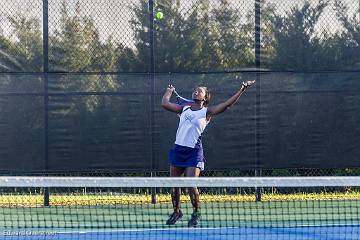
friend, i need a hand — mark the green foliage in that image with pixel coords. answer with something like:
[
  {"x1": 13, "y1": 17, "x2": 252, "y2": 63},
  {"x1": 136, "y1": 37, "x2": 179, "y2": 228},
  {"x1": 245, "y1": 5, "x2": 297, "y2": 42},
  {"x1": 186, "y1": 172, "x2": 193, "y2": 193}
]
[
  {"x1": 127, "y1": 0, "x2": 255, "y2": 72},
  {"x1": 269, "y1": 0, "x2": 330, "y2": 70},
  {"x1": 50, "y1": 1, "x2": 117, "y2": 72},
  {"x1": 333, "y1": 0, "x2": 360, "y2": 69},
  {"x1": 49, "y1": 1, "x2": 120, "y2": 113},
  {"x1": 0, "y1": 14, "x2": 42, "y2": 72},
  {"x1": 212, "y1": 0, "x2": 254, "y2": 68},
  {"x1": 1, "y1": 0, "x2": 359, "y2": 73}
]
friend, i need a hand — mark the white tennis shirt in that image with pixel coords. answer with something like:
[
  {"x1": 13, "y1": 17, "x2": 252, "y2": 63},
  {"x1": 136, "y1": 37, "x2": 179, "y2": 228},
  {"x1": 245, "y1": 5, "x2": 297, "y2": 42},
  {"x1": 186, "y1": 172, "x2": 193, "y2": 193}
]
[{"x1": 175, "y1": 106, "x2": 209, "y2": 148}]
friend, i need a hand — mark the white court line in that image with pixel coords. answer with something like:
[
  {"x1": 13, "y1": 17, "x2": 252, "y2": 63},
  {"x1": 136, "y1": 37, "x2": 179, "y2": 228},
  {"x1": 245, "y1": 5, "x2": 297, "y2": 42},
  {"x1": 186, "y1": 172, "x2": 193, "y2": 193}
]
[{"x1": 55, "y1": 224, "x2": 360, "y2": 235}]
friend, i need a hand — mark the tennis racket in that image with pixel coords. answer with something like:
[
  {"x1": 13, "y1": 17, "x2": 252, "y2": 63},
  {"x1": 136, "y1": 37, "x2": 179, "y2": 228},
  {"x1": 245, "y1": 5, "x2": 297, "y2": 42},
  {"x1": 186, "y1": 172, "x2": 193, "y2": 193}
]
[{"x1": 173, "y1": 88, "x2": 194, "y2": 106}]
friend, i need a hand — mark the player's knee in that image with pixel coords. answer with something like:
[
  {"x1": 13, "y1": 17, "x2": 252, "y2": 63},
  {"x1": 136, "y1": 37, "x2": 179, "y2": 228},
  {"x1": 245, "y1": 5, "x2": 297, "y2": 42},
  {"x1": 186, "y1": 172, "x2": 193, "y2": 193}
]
[{"x1": 188, "y1": 187, "x2": 199, "y2": 195}]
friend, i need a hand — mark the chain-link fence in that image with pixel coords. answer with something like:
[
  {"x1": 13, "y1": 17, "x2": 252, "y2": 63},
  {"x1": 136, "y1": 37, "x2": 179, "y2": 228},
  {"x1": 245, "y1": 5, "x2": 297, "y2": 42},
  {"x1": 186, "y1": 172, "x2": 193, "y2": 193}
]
[
  {"x1": 0, "y1": 0, "x2": 360, "y2": 177},
  {"x1": 2, "y1": 0, "x2": 359, "y2": 73}
]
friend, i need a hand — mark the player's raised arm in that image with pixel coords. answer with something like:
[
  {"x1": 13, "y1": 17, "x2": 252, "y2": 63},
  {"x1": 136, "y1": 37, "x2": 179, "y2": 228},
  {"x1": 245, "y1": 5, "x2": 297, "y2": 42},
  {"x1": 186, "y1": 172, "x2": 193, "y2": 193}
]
[
  {"x1": 161, "y1": 85, "x2": 183, "y2": 114},
  {"x1": 207, "y1": 80, "x2": 255, "y2": 118}
]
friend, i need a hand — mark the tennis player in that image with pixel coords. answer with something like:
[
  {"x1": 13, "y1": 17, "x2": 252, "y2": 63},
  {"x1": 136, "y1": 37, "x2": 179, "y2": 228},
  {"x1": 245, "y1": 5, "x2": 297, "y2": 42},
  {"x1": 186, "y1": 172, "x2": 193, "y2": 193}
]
[{"x1": 161, "y1": 80, "x2": 255, "y2": 227}]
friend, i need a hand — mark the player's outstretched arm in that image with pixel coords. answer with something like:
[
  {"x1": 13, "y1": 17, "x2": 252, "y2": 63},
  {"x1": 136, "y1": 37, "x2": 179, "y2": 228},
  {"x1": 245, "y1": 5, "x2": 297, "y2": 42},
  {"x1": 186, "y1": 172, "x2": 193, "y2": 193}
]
[{"x1": 207, "y1": 80, "x2": 255, "y2": 118}]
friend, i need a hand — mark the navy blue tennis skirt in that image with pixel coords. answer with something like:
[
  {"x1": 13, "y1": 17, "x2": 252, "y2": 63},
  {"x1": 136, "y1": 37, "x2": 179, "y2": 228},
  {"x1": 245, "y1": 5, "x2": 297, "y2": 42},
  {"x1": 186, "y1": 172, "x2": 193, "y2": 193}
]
[{"x1": 168, "y1": 144, "x2": 205, "y2": 171}]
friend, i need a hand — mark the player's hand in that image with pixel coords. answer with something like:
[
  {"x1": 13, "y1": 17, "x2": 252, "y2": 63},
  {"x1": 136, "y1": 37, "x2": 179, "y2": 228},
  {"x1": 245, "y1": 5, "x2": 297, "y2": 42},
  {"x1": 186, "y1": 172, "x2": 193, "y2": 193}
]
[
  {"x1": 167, "y1": 85, "x2": 175, "y2": 93},
  {"x1": 242, "y1": 80, "x2": 256, "y2": 88}
]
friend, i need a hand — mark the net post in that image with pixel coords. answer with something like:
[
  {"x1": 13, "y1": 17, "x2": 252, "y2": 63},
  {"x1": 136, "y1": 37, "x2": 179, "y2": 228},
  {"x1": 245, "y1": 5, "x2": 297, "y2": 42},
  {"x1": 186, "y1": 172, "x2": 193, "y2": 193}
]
[
  {"x1": 151, "y1": 172, "x2": 157, "y2": 204},
  {"x1": 255, "y1": 169, "x2": 262, "y2": 202},
  {"x1": 44, "y1": 187, "x2": 50, "y2": 206}
]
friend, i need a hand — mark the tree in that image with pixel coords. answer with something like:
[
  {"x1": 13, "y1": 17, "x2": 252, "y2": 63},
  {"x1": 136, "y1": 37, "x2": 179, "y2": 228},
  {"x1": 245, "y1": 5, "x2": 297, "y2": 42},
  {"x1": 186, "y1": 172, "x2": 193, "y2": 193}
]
[
  {"x1": 50, "y1": 1, "x2": 119, "y2": 111},
  {"x1": 212, "y1": 0, "x2": 254, "y2": 69},
  {"x1": 333, "y1": 0, "x2": 360, "y2": 69},
  {"x1": 0, "y1": 13, "x2": 42, "y2": 72},
  {"x1": 126, "y1": 0, "x2": 255, "y2": 72},
  {"x1": 269, "y1": 0, "x2": 330, "y2": 70}
]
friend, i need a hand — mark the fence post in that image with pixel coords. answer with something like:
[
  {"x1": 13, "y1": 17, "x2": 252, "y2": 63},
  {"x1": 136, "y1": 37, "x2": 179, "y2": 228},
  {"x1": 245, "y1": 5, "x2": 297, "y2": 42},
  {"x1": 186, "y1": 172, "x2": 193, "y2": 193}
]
[
  {"x1": 43, "y1": 0, "x2": 50, "y2": 207},
  {"x1": 255, "y1": 0, "x2": 262, "y2": 202},
  {"x1": 149, "y1": 0, "x2": 157, "y2": 204}
]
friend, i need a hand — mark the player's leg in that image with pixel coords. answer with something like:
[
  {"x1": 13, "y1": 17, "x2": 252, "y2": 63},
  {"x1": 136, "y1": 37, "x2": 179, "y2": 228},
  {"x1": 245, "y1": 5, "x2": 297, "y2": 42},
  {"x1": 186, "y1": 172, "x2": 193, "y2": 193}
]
[
  {"x1": 166, "y1": 166, "x2": 185, "y2": 225},
  {"x1": 185, "y1": 166, "x2": 201, "y2": 227}
]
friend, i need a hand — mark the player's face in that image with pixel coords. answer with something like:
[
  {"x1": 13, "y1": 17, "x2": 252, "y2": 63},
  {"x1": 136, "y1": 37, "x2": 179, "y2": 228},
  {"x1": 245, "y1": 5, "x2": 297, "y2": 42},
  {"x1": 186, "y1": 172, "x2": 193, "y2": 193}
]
[{"x1": 192, "y1": 87, "x2": 207, "y2": 101}]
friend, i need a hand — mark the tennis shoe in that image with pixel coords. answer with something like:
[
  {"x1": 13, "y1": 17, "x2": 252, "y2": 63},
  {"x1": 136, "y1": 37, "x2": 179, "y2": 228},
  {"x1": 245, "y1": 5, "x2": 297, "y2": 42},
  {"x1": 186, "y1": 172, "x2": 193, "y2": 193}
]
[
  {"x1": 166, "y1": 210, "x2": 183, "y2": 225},
  {"x1": 188, "y1": 212, "x2": 200, "y2": 227}
]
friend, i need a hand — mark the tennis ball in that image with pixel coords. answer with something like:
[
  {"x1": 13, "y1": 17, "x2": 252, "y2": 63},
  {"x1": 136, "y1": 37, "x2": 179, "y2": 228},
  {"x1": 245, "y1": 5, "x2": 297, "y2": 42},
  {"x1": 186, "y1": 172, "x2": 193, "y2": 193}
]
[{"x1": 155, "y1": 11, "x2": 163, "y2": 20}]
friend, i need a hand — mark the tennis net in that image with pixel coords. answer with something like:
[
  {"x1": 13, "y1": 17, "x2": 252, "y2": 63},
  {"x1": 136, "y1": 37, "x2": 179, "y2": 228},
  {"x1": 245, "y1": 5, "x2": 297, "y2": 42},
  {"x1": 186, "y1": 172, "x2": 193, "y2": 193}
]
[{"x1": 0, "y1": 176, "x2": 360, "y2": 240}]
